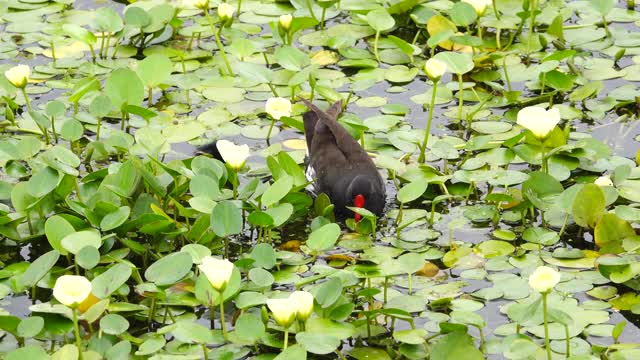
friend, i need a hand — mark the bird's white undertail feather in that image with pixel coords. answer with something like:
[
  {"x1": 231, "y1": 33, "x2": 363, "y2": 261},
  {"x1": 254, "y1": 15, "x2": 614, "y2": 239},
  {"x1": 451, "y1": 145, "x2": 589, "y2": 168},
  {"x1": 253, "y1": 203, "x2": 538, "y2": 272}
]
[{"x1": 305, "y1": 164, "x2": 317, "y2": 195}]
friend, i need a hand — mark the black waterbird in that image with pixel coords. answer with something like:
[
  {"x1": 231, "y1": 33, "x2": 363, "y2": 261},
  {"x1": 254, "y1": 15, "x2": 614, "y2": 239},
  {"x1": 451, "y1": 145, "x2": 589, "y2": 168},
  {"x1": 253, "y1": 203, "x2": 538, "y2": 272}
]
[{"x1": 300, "y1": 98, "x2": 385, "y2": 222}]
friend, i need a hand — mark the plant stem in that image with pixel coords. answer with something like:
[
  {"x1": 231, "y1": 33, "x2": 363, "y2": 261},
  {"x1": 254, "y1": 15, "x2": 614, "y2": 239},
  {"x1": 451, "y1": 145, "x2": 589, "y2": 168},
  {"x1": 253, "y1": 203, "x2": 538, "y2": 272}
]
[
  {"x1": 540, "y1": 145, "x2": 548, "y2": 174},
  {"x1": 210, "y1": 305, "x2": 215, "y2": 328},
  {"x1": 558, "y1": 213, "x2": 569, "y2": 237},
  {"x1": 266, "y1": 117, "x2": 276, "y2": 144},
  {"x1": 96, "y1": 117, "x2": 102, "y2": 141},
  {"x1": 104, "y1": 33, "x2": 112, "y2": 58},
  {"x1": 202, "y1": 344, "x2": 209, "y2": 360},
  {"x1": 418, "y1": 78, "x2": 439, "y2": 163},
  {"x1": 283, "y1": 328, "x2": 289, "y2": 349},
  {"x1": 21, "y1": 88, "x2": 32, "y2": 111},
  {"x1": 232, "y1": 176, "x2": 238, "y2": 198},
  {"x1": 372, "y1": 219, "x2": 377, "y2": 240},
  {"x1": 72, "y1": 309, "x2": 84, "y2": 360},
  {"x1": 51, "y1": 116, "x2": 59, "y2": 143},
  {"x1": 373, "y1": 31, "x2": 381, "y2": 63},
  {"x1": 187, "y1": 33, "x2": 195, "y2": 50},
  {"x1": 51, "y1": 41, "x2": 57, "y2": 64},
  {"x1": 542, "y1": 292, "x2": 552, "y2": 360},
  {"x1": 305, "y1": 0, "x2": 317, "y2": 21},
  {"x1": 457, "y1": 74, "x2": 464, "y2": 121},
  {"x1": 602, "y1": 16, "x2": 611, "y2": 38},
  {"x1": 564, "y1": 324, "x2": 571, "y2": 357},
  {"x1": 220, "y1": 300, "x2": 228, "y2": 341},
  {"x1": 236, "y1": 0, "x2": 242, "y2": 17},
  {"x1": 320, "y1": 7, "x2": 327, "y2": 29},
  {"x1": 408, "y1": 273, "x2": 413, "y2": 295},
  {"x1": 99, "y1": 34, "x2": 105, "y2": 59},
  {"x1": 527, "y1": 0, "x2": 538, "y2": 54},
  {"x1": 412, "y1": 29, "x2": 421, "y2": 46},
  {"x1": 478, "y1": 326, "x2": 485, "y2": 353},
  {"x1": 88, "y1": 44, "x2": 96, "y2": 62},
  {"x1": 395, "y1": 204, "x2": 403, "y2": 236},
  {"x1": 204, "y1": 11, "x2": 234, "y2": 76},
  {"x1": 492, "y1": 0, "x2": 501, "y2": 20},
  {"x1": 74, "y1": 177, "x2": 84, "y2": 203},
  {"x1": 148, "y1": 297, "x2": 157, "y2": 325},
  {"x1": 383, "y1": 276, "x2": 389, "y2": 304}
]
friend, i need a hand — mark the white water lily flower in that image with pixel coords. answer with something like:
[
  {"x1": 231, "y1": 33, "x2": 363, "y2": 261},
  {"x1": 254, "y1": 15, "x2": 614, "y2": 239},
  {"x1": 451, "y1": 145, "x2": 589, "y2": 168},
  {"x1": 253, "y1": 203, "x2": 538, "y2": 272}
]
[
  {"x1": 424, "y1": 58, "x2": 447, "y2": 81},
  {"x1": 595, "y1": 175, "x2": 613, "y2": 187},
  {"x1": 267, "y1": 297, "x2": 296, "y2": 328},
  {"x1": 463, "y1": 0, "x2": 492, "y2": 16},
  {"x1": 265, "y1": 97, "x2": 292, "y2": 120},
  {"x1": 198, "y1": 256, "x2": 234, "y2": 291},
  {"x1": 53, "y1": 275, "x2": 92, "y2": 307},
  {"x1": 4, "y1": 64, "x2": 30, "y2": 89},
  {"x1": 529, "y1": 266, "x2": 561, "y2": 293},
  {"x1": 218, "y1": 3, "x2": 235, "y2": 20},
  {"x1": 290, "y1": 290, "x2": 314, "y2": 321},
  {"x1": 517, "y1": 106, "x2": 561, "y2": 140},
  {"x1": 279, "y1": 14, "x2": 293, "y2": 30},
  {"x1": 216, "y1": 140, "x2": 249, "y2": 170}
]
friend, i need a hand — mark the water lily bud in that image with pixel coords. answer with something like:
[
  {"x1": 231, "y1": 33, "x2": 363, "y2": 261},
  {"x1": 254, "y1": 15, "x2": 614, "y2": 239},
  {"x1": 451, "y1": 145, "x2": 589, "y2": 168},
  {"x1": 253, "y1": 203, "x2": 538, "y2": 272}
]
[
  {"x1": 53, "y1": 275, "x2": 92, "y2": 308},
  {"x1": 266, "y1": 298, "x2": 296, "y2": 328},
  {"x1": 516, "y1": 106, "x2": 560, "y2": 140},
  {"x1": 265, "y1": 97, "x2": 292, "y2": 120},
  {"x1": 290, "y1": 290, "x2": 314, "y2": 321},
  {"x1": 463, "y1": 0, "x2": 492, "y2": 16},
  {"x1": 216, "y1": 140, "x2": 250, "y2": 171},
  {"x1": 198, "y1": 256, "x2": 234, "y2": 292},
  {"x1": 424, "y1": 58, "x2": 447, "y2": 81},
  {"x1": 218, "y1": 3, "x2": 235, "y2": 21},
  {"x1": 279, "y1": 14, "x2": 293, "y2": 31},
  {"x1": 594, "y1": 175, "x2": 613, "y2": 187},
  {"x1": 4, "y1": 64, "x2": 30, "y2": 89},
  {"x1": 529, "y1": 266, "x2": 560, "y2": 293},
  {"x1": 185, "y1": 0, "x2": 209, "y2": 10}
]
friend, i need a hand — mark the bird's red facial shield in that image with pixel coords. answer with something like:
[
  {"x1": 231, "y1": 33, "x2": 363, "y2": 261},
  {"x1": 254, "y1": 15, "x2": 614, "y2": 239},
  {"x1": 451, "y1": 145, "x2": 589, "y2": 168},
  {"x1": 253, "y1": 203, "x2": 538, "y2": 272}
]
[{"x1": 354, "y1": 194, "x2": 365, "y2": 222}]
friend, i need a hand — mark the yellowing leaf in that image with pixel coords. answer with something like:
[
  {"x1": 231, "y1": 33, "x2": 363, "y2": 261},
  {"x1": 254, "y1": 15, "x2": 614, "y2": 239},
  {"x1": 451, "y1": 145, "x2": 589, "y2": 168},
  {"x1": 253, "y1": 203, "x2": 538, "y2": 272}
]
[
  {"x1": 311, "y1": 50, "x2": 339, "y2": 66},
  {"x1": 43, "y1": 41, "x2": 89, "y2": 59},
  {"x1": 427, "y1": 15, "x2": 457, "y2": 50},
  {"x1": 283, "y1": 138, "x2": 307, "y2": 150}
]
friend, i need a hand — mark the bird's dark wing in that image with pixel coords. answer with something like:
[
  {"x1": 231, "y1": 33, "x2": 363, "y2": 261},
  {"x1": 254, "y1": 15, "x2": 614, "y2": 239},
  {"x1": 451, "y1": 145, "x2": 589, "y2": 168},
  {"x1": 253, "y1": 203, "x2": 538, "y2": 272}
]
[{"x1": 298, "y1": 98, "x2": 369, "y2": 163}]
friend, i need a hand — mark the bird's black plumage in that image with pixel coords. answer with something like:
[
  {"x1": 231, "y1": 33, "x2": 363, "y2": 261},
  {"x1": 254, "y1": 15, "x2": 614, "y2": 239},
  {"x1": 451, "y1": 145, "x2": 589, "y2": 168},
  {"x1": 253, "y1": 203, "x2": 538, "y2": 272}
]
[
  {"x1": 196, "y1": 141, "x2": 223, "y2": 162},
  {"x1": 300, "y1": 98, "x2": 386, "y2": 220}
]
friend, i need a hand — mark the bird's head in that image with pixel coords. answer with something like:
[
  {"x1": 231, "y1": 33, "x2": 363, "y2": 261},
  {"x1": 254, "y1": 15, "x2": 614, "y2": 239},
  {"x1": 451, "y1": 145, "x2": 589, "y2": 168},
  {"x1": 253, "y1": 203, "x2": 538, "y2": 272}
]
[{"x1": 346, "y1": 175, "x2": 377, "y2": 223}]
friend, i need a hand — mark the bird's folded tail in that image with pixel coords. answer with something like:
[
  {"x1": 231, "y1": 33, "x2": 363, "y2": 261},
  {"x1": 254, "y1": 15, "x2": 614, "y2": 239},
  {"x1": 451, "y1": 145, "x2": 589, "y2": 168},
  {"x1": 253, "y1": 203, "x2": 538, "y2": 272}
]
[
  {"x1": 299, "y1": 97, "x2": 368, "y2": 162},
  {"x1": 303, "y1": 111, "x2": 319, "y2": 151},
  {"x1": 298, "y1": 98, "x2": 343, "y2": 123}
]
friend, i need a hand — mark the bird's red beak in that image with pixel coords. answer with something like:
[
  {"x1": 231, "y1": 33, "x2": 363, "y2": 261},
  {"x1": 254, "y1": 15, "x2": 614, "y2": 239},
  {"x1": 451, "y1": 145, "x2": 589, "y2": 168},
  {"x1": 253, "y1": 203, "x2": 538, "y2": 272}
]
[{"x1": 354, "y1": 194, "x2": 365, "y2": 223}]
